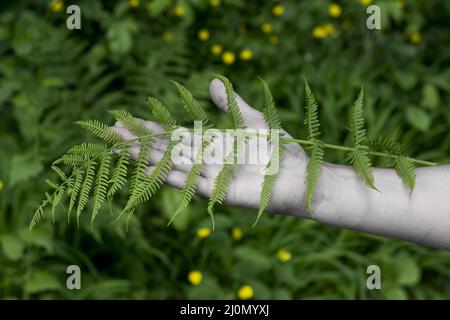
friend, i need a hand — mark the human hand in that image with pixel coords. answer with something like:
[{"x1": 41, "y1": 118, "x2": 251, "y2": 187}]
[{"x1": 111, "y1": 78, "x2": 328, "y2": 218}]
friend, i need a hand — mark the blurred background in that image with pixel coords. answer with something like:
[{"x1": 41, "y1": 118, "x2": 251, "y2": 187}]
[{"x1": 1, "y1": 0, "x2": 450, "y2": 299}]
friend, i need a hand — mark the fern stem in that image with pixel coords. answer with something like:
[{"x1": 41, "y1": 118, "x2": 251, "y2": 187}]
[{"x1": 283, "y1": 138, "x2": 436, "y2": 166}]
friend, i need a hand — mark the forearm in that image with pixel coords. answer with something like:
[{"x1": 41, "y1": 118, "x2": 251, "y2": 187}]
[{"x1": 310, "y1": 163, "x2": 450, "y2": 249}]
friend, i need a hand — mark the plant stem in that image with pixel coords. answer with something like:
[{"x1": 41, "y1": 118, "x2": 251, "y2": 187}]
[{"x1": 283, "y1": 138, "x2": 437, "y2": 166}]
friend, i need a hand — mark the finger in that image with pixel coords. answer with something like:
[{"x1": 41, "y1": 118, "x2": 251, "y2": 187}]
[
  {"x1": 209, "y1": 78, "x2": 269, "y2": 129},
  {"x1": 145, "y1": 166, "x2": 210, "y2": 197}
]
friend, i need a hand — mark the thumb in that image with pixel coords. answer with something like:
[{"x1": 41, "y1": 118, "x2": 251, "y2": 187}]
[{"x1": 209, "y1": 78, "x2": 268, "y2": 129}]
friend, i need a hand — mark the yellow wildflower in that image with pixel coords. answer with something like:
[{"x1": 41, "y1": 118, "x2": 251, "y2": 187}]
[
  {"x1": 209, "y1": 0, "x2": 220, "y2": 7},
  {"x1": 272, "y1": 5, "x2": 285, "y2": 16},
  {"x1": 231, "y1": 227, "x2": 243, "y2": 240},
  {"x1": 211, "y1": 44, "x2": 223, "y2": 56},
  {"x1": 197, "y1": 227, "x2": 211, "y2": 238},
  {"x1": 50, "y1": 0, "x2": 63, "y2": 12},
  {"x1": 197, "y1": 29, "x2": 210, "y2": 41},
  {"x1": 162, "y1": 32, "x2": 174, "y2": 43},
  {"x1": 328, "y1": 3, "x2": 342, "y2": 18},
  {"x1": 222, "y1": 51, "x2": 236, "y2": 65},
  {"x1": 277, "y1": 248, "x2": 292, "y2": 262},
  {"x1": 240, "y1": 49, "x2": 253, "y2": 60},
  {"x1": 174, "y1": 5, "x2": 185, "y2": 16},
  {"x1": 312, "y1": 25, "x2": 327, "y2": 39},
  {"x1": 0, "y1": 180, "x2": 4, "y2": 192},
  {"x1": 238, "y1": 285, "x2": 254, "y2": 300},
  {"x1": 410, "y1": 32, "x2": 421, "y2": 44},
  {"x1": 261, "y1": 23, "x2": 273, "y2": 34},
  {"x1": 360, "y1": 0, "x2": 373, "y2": 5},
  {"x1": 188, "y1": 271, "x2": 203, "y2": 285},
  {"x1": 128, "y1": 0, "x2": 140, "y2": 8}
]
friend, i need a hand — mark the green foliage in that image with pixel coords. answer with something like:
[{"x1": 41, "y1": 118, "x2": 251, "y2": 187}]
[
  {"x1": 2, "y1": 0, "x2": 450, "y2": 300},
  {"x1": 304, "y1": 80, "x2": 324, "y2": 211},
  {"x1": 347, "y1": 89, "x2": 377, "y2": 190},
  {"x1": 31, "y1": 77, "x2": 427, "y2": 234}
]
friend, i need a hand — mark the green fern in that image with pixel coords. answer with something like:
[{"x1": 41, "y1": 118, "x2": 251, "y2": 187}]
[
  {"x1": 172, "y1": 81, "x2": 211, "y2": 125},
  {"x1": 395, "y1": 156, "x2": 416, "y2": 192},
  {"x1": 303, "y1": 80, "x2": 325, "y2": 211},
  {"x1": 206, "y1": 76, "x2": 246, "y2": 228},
  {"x1": 168, "y1": 137, "x2": 214, "y2": 225},
  {"x1": 76, "y1": 160, "x2": 97, "y2": 226},
  {"x1": 107, "y1": 146, "x2": 130, "y2": 200},
  {"x1": 147, "y1": 97, "x2": 177, "y2": 130},
  {"x1": 68, "y1": 171, "x2": 83, "y2": 221},
  {"x1": 347, "y1": 88, "x2": 377, "y2": 190},
  {"x1": 31, "y1": 76, "x2": 433, "y2": 231},
  {"x1": 254, "y1": 79, "x2": 284, "y2": 224},
  {"x1": 91, "y1": 153, "x2": 111, "y2": 227}
]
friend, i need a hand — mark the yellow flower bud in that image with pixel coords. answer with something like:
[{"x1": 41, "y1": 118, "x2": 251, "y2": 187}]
[{"x1": 188, "y1": 271, "x2": 203, "y2": 285}]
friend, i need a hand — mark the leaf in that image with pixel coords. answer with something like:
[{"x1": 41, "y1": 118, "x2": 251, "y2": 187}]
[
  {"x1": 207, "y1": 137, "x2": 242, "y2": 229},
  {"x1": 405, "y1": 106, "x2": 431, "y2": 132},
  {"x1": 147, "y1": 97, "x2": 177, "y2": 130},
  {"x1": 0, "y1": 234, "x2": 25, "y2": 261},
  {"x1": 395, "y1": 156, "x2": 416, "y2": 192},
  {"x1": 169, "y1": 138, "x2": 214, "y2": 226},
  {"x1": 24, "y1": 271, "x2": 62, "y2": 294},
  {"x1": 255, "y1": 139, "x2": 287, "y2": 225},
  {"x1": 107, "y1": 147, "x2": 130, "y2": 200},
  {"x1": 91, "y1": 153, "x2": 111, "y2": 227},
  {"x1": 347, "y1": 146, "x2": 376, "y2": 190},
  {"x1": 76, "y1": 160, "x2": 97, "y2": 226},
  {"x1": 109, "y1": 109, "x2": 150, "y2": 137},
  {"x1": 305, "y1": 142, "x2": 324, "y2": 211},
  {"x1": 304, "y1": 80, "x2": 321, "y2": 140},
  {"x1": 260, "y1": 78, "x2": 281, "y2": 130},
  {"x1": 75, "y1": 119, "x2": 121, "y2": 144},
  {"x1": 396, "y1": 253, "x2": 421, "y2": 286},
  {"x1": 10, "y1": 152, "x2": 43, "y2": 186},
  {"x1": 216, "y1": 75, "x2": 246, "y2": 129},
  {"x1": 348, "y1": 88, "x2": 376, "y2": 190},
  {"x1": 172, "y1": 81, "x2": 210, "y2": 125}
]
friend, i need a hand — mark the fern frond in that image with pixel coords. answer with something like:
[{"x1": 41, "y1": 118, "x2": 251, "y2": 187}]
[
  {"x1": 348, "y1": 88, "x2": 376, "y2": 190},
  {"x1": 68, "y1": 171, "x2": 83, "y2": 221},
  {"x1": 75, "y1": 119, "x2": 121, "y2": 144},
  {"x1": 123, "y1": 139, "x2": 178, "y2": 215},
  {"x1": 67, "y1": 143, "x2": 108, "y2": 158},
  {"x1": 171, "y1": 81, "x2": 211, "y2": 125},
  {"x1": 254, "y1": 139, "x2": 288, "y2": 225},
  {"x1": 51, "y1": 165, "x2": 66, "y2": 181},
  {"x1": 367, "y1": 137, "x2": 403, "y2": 155},
  {"x1": 349, "y1": 88, "x2": 367, "y2": 146},
  {"x1": 128, "y1": 139, "x2": 153, "y2": 199},
  {"x1": 76, "y1": 160, "x2": 96, "y2": 226},
  {"x1": 304, "y1": 80, "x2": 321, "y2": 140},
  {"x1": 216, "y1": 75, "x2": 246, "y2": 129},
  {"x1": 169, "y1": 138, "x2": 214, "y2": 225},
  {"x1": 147, "y1": 97, "x2": 177, "y2": 130},
  {"x1": 107, "y1": 147, "x2": 130, "y2": 200},
  {"x1": 347, "y1": 146, "x2": 377, "y2": 190},
  {"x1": 207, "y1": 137, "x2": 242, "y2": 229},
  {"x1": 91, "y1": 153, "x2": 111, "y2": 227},
  {"x1": 259, "y1": 78, "x2": 281, "y2": 130},
  {"x1": 30, "y1": 199, "x2": 50, "y2": 230},
  {"x1": 395, "y1": 156, "x2": 416, "y2": 192},
  {"x1": 109, "y1": 109, "x2": 150, "y2": 137},
  {"x1": 305, "y1": 142, "x2": 325, "y2": 211},
  {"x1": 51, "y1": 184, "x2": 67, "y2": 223}
]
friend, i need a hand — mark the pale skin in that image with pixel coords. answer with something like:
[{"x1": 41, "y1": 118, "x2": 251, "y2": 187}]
[{"x1": 112, "y1": 79, "x2": 450, "y2": 250}]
